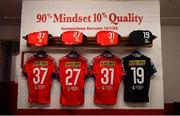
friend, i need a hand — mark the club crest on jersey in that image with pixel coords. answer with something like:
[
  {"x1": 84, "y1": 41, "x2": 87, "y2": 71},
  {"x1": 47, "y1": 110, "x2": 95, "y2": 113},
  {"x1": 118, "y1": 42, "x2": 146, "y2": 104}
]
[
  {"x1": 65, "y1": 62, "x2": 81, "y2": 67},
  {"x1": 100, "y1": 61, "x2": 115, "y2": 67},
  {"x1": 33, "y1": 61, "x2": 48, "y2": 67},
  {"x1": 129, "y1": 60, "x2": 146, "y2": 66}
]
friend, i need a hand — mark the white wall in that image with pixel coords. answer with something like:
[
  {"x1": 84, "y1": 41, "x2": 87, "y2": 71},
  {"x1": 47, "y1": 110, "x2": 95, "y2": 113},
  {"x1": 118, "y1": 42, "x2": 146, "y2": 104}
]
[
  {"x1": 161, "y1": 26, "x2": 180, "y2": 103},
  {"x1": 11, "y1": 54, "x2": 20, "y2": 83}
]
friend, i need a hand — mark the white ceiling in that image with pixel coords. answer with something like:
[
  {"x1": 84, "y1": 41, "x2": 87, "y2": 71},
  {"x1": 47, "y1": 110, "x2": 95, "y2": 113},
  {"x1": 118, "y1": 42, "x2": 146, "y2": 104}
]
[{"x1": 0, "y1": 0, "x2": 180, "y2": 25}]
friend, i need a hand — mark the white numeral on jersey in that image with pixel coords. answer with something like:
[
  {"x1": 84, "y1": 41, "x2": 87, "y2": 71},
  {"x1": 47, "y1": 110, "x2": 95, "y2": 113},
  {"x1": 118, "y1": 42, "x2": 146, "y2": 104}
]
[
  {"x1": 101, "y1": 68, "x2": 114, "y2": 85},
  {"x1": 73, "y1": 31, "x2": 81, "y2": 41},
  {"x1": 109, "y1": 32, "x2": 115, "y2": 40},
  {"x1": 33, "y1": 68, "x2": 48, "y2": 84},
  {"x1": 65, "y1": 69, "x2": 80, "y2": 85},
  {"x1": 131, "y1": 67, "x2": 144, "y2": 84},
  {"x1": 37, "y1": 32, "x2": 46, "y2": 42},
  {"x1": 143, "y1": 31, "x2": 150, "y2": 39},
  {"x1": 37, "y1": 32, "x2": 46, "y2": 39}
]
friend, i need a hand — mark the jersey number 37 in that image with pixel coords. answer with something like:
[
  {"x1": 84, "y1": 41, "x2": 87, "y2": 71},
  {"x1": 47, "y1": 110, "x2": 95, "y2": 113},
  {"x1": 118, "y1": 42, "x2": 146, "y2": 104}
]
[{"x1": 33, "y1": 67, "x2": 48, "y2": 84}]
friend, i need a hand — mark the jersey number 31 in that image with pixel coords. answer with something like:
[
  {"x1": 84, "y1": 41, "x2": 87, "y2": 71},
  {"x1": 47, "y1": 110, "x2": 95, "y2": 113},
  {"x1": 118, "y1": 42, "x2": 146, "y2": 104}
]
[{"x1": 101, "y1": 68, "x2": 114, "y2": 85}]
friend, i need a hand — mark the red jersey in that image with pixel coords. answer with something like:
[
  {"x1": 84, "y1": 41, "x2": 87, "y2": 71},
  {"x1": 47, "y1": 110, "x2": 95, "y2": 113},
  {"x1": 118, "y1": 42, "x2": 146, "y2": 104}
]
[
  {"x1": 28, "y1": 31, "x2": 48, "y2": 46},
  {"x1": 96, "y1": 31, "x2": 119, "y2": 46},
  {"x1": 91, "y1": 55, "x2": 123, "y2": 105},
  {"x1": 61, "y1": 31, "x2": 84, "y2": 45},
  {"x1": 23, "y1": 55, "x2": 56, "y2": 104},
  {"x1": 59, "y1": 55, "x2": 88, "y2": 106}
]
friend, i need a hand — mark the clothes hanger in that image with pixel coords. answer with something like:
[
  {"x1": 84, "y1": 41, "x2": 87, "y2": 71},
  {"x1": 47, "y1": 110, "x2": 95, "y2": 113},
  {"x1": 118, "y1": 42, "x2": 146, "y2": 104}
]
[
  {"x1": 131, "y1": 48, "x2": 142, "y2": 57},
  {"x1": 132, "y1": 50, "x2": 140, "y2": 54},
  {"x1": 34, "y1": 51, "x2": 48, "y2": 58},
  {"x1": 101, "y1": 50, "x2": 113, "y2": 58},
  {"x1": 67, "y1": 51, "x2": 80, "y2": 58}
]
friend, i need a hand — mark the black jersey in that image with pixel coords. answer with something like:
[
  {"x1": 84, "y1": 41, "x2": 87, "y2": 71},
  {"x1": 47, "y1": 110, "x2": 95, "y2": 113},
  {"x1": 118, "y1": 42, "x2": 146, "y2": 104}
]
[
  {"x1": 129, "y1": 30, "x2": 156, "y2": 46},
  {"x1": 123, "y1": 53, "x2": 157, "y2": 102}
]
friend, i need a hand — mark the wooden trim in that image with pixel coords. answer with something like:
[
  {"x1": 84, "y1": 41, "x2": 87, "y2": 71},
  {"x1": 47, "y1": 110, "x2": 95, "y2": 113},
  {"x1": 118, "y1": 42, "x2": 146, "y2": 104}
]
[
  {"x1": 17, "y1": 109, "x2": 164, "y2": 115},
  {"x1": 164, "y1": 103, "x2": 176, "y2": 115}
]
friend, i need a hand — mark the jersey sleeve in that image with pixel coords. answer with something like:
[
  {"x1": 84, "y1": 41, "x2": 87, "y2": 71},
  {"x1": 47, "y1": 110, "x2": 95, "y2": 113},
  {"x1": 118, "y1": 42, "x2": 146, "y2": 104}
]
[
  {"x1": 149, "y1": 60, "x2": 157, "y2": 76},
  {"x1": 52, "y1": 60, "x2": 57, "y2": 73},
  {"x1": 22, "y1": 59, "x2": 29, "y2": 77},
  {"x1": 85, "y1": 61, "x2": 89, "y2": 76},
  {"x1": 121, "y1": 61, "x2": 126, "y2": 80},
  {"x1": 88, "y1": 59, "x2": 94, "y2": 77},
  {"x1": 57, "y1": 59, "x2": 61, "y2": 80},
  {"x1": 51, "y1": 60, "x2": 58, "y2": 79},
  {"x1": 122, "y1": 58, "x2": 128, "y2": 76}
]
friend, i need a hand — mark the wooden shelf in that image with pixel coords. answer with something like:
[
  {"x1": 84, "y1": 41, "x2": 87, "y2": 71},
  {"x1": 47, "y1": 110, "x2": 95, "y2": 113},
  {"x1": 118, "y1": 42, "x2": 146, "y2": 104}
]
[{"x1": 46, "y1": 36, "x2": 153, "y2": 47}]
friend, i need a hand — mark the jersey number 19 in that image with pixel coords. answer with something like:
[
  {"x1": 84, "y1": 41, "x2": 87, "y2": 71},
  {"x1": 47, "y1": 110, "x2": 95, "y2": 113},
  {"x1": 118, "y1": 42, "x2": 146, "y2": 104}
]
[{"x1": 131, "y1": 67, "x2": 144, "y2": 84}]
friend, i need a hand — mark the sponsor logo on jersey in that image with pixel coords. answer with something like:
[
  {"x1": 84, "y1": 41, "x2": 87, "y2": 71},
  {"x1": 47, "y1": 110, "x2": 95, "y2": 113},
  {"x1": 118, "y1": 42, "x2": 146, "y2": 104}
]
[
  {"x1": 67, "y1": 86, "x2": 79, "y2": 91},
  {"x1": 132, "y1": 85, "x2": 144, "y2": 90},
  {"x1": 100, "y1": 61, "x2": 115, "y2": 67},
  {"x1": 33, "y1": 61, "x2": 48, "y2": 67},
  {"x1": 65, "y1": 62, "x2": 81, "y2": 67},
  {"x1": 129, "y1": 60, "x2": 146, "y2": 66},
  {"x1": 34, "y1": 85, "x2": 45, "y2": 90}
]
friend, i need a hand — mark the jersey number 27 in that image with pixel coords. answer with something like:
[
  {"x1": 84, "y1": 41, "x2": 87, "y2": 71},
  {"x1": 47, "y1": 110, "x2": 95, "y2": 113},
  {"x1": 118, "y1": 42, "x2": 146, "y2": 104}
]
[{"x1": 65, "y1": 69, "x2": 80, "y2": 86}]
